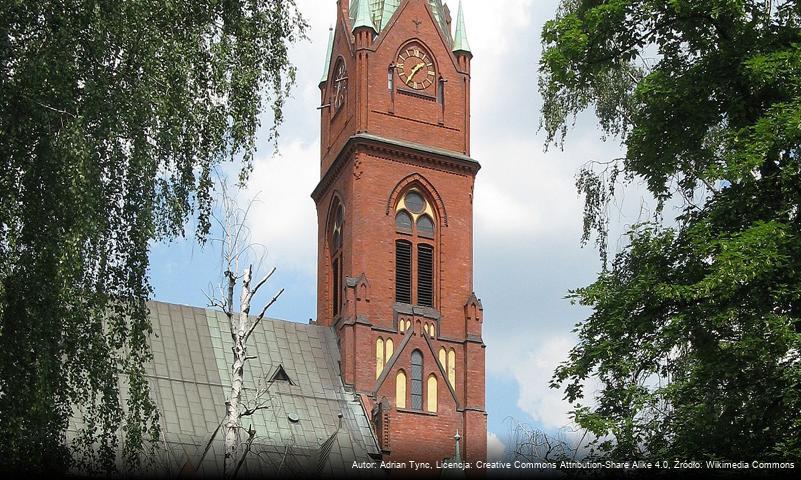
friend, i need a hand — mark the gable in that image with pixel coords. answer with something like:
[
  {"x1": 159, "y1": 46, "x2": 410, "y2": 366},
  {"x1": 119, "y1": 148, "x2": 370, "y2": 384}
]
[
  {"x1": 372, "y1": 324, "x2": 459, "y2": 408},
  {"x1": 373, "y1": 0, "x2": 461, "y2": 72}
]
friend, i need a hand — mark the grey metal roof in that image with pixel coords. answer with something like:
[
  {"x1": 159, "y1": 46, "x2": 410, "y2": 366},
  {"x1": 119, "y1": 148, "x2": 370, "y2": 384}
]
[{"x1": 90, "y1": 301, "x2": 381, "y2": 477}]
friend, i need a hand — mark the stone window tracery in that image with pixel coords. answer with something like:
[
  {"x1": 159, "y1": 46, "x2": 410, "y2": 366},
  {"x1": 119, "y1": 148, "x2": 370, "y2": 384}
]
[{"x1": 394, "y1": 189, "x2": 436, "y2": 307}]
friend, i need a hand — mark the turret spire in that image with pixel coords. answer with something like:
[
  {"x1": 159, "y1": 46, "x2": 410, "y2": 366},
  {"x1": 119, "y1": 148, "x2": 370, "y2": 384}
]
[
  {"x1": 320, "y1": 26, "x2": 335, "y2": 84},
  {"x1": 351, "y1": 0, "x2": 377, "y2": 33},
  {"x1": 452, "y1": 1, "x2": 471, "y2": 54}
]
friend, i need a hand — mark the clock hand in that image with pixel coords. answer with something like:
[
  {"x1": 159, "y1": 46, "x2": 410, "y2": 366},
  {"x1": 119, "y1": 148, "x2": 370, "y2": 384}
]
[{"x1": 408, "y1": 63, "x2": 424, "y2": 81}]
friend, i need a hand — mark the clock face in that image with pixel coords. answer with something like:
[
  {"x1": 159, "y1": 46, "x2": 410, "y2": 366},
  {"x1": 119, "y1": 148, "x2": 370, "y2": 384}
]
[
  {"x1": 333, "y1": 60, "x2": 347, "y2": 112},
  {"x1": 397, "y1": 47, "x2": 435, "y2": 90}
]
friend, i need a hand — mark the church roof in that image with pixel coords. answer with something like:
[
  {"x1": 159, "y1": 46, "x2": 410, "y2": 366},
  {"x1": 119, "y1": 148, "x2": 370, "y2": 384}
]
[
  {"x1": 349, "y1": 0, "x2": 453, "y2": 42},
  {"x1": 79, "y1": 301, "x2": 381, "y2": 476}
]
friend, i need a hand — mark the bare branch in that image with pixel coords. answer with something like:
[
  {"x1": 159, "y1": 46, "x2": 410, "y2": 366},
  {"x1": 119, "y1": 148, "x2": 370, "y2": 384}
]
[
  {"x1": 241, "y1": 405, "x2": 271, "y2": 418},
  {"x1": 197, "y1": 417, "x2": 225, "y2": 467},
  {"x1": 245, "y1": 288, "x2": 285, "y2": 342},
  {"x1": 24, "y1": 95, "x2": 76, "y2": 118},
  {"x1": 233, "y1": 425, "x2": 256, "y2": 479},
  {"x1": 252, "y1": 267, "x2": 277, "y2": 296}
]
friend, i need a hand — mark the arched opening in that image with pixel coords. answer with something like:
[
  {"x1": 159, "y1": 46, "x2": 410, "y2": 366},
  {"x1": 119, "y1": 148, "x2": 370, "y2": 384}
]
[
  {"x1": 410, "y1": 350, "x2": 423, "y2": 410},
  {"x1": 396, "y1": 370, "x2": 407, "y2": 409},
  {"x1": 330, "y1": 199, "x2": 345, "y2": 319},
  {"x1": 394, "y1": 189, "x2": 436, "y2": 309},
  {"x1": 427, "y1": 375, "x2": 438, "y2": 413}
]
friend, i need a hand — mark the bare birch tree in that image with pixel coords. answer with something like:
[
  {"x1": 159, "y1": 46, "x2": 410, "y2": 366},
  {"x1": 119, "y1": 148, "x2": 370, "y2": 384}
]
[
  {"x1": 504, "y1": 417, "x2": 592, "y2": 465},
  {"x1": 206, "y1": 179, "x2": 284, "y2": 478}
]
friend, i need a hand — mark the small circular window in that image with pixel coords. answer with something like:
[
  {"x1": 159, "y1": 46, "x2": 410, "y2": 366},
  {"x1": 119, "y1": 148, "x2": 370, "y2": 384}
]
[{"x1": 404, "y1": 192, "x2": 425, "y2": 214}]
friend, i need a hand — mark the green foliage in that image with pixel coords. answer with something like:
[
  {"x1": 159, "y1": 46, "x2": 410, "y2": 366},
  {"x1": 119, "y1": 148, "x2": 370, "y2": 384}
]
[
  {"x1": 0, "y1": 0, "x2": 305, "y2": 474},
  {"x1": 541, "y1": 0, "x2": 801, "y2": 460}
]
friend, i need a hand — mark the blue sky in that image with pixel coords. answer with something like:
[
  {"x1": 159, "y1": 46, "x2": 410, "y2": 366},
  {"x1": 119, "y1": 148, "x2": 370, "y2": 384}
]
[{"x1": 149, "y1": 0, "x2": 650, "y2": 458}]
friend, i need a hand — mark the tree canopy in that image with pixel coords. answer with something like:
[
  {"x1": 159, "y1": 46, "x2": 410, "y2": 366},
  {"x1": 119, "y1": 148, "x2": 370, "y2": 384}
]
[
  {"x1": 540, "y1": 0, "x2": 801, "y2": 460},
  {"x1": 0, "y1": 0, "x2": 305, "y2": 473}
]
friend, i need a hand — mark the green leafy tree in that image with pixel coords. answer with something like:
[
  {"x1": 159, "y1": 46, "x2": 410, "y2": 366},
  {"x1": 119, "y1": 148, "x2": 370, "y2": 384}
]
[
  {"x1": 0, "y1": 0, "x2": 305, "y2": 474},
  {"x1": 540, "y1": 0, "x2": 801, "y2": 460}
]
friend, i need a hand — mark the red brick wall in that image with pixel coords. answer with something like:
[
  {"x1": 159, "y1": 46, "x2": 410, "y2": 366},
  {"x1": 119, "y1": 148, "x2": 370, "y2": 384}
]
[{"x1": 314, "y1": 0, "x2": 485, "y2": 465}]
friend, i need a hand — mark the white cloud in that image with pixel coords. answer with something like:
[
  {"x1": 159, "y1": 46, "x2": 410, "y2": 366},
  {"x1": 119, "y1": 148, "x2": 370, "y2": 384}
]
[
  {"x1": 462, "y1": 0, "x2": 535, "y2": 56},
  {"x1": 474, "y1": 139, "x2": 584, "y2": 240},
  {"x1": 487, "y1": 431, "x2": 507, "y2": 461},
  {"x1": 244, "y1": 140, "x2": 319, "y2": 274},
  {"x1": 511, "y1": 336, "x2": 583, "y2": 430}
]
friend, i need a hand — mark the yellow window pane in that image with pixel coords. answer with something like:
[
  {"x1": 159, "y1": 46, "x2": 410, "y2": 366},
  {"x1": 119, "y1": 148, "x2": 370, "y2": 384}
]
[
  {"x1": 427, "y1": 375, "x2": 438, "y2": 413},
  {"x1": 396, "y1": 371, "x2": 407, "y2": 409},
  {"x1": 439, "y1": 347, "x2": 447, "y2": 368},
  {"x1": 448, "y1": 349, "x2": 456, "y2": 388},
  {"x1": 385, "y1": 338, "x2": 394, "y2": 364},
  {"x1": 376, "y1": 338, "x2": 384, "y2": 378}
]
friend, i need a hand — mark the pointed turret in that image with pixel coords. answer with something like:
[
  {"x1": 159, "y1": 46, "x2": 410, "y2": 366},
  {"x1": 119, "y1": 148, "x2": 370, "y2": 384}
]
[
  {"x1": 452, "y1": 1, "x2": 471, "y2": 55},
  {"x1": 351, "y1": 0, "x2": 376, "y2": 33},
  {"x1": 319, "y1": 26, "x2": 334, "y2": 85}
]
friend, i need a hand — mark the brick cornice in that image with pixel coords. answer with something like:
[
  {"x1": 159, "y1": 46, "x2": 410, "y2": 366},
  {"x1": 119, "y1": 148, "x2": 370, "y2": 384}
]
[{"x1": 311, "y1": 133, "x2": 481, "y2": 202}]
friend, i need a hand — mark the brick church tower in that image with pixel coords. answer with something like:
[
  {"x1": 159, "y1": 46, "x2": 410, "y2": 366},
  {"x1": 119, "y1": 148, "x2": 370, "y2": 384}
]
[{"x1": 312, "y1": 0, "x2": 486, "y2": 464}]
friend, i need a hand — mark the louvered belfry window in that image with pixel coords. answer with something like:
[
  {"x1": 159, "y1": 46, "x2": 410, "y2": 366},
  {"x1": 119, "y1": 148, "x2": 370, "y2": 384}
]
[
  {"x1": 394, "y1": 189, "x2": 436, "y2": 308},
  {"x1": 410, "y1": 350, "x2": 423, "y2": 410},
  {"x1": 417, "y1": 244, "x2": 433, "y2": 307},
  {"x1": 395, "y1": 240, "x2": 412, "y2": 304}
]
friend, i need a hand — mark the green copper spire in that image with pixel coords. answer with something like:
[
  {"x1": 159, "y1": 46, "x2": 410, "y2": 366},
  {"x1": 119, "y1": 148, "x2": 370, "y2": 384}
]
[
  {"x1": 351, "y1": 0, "x2": 376, "y2": 33},
  {"x1": 379, "y1": 0, "x2": 400, "y2": 31},
  {"x1": 320, "y1": 26, "x2": 334, "y2": 84},
  {"x1": 452, "y1": 1, "x2": 471, "y2": 54}
]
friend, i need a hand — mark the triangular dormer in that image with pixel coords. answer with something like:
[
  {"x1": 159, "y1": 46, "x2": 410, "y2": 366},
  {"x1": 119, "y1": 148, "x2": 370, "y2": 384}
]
[{"x1": 268, "y1": 364, "x2": 294, "y2": 385}]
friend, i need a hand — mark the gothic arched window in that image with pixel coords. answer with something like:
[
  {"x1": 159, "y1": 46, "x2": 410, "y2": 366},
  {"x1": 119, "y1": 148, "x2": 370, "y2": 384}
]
[
  {"x1": 427, "y1": 374, "x2": 438, "y2": 413},
  {"x1": 396, "y1": 370, "x2": 407, "y2": 409},
  {"x1": 375, "y1": 337, "x2": 394, "y2": 378},
  {"x1": 439, "y1": 347, "x2": 456, "y2": 388},
  {"x1": 330, "y1": 200, "x2": 344, "y2": 319},
  {"x1": 332, "y1": 58, "x2": 347, "y2": 115},
  {"x1": 394, "y1": 189, "x2": 436, "y2": 308},
  {"x1": 410, "y1": 350, "x2": 424, "y2": 410}
]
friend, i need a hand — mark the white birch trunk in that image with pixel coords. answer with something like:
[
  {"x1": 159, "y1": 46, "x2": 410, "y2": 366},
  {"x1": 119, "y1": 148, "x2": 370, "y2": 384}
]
[{"x1": 223, "y1": 266, "x2": 253, "y2": 478}]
